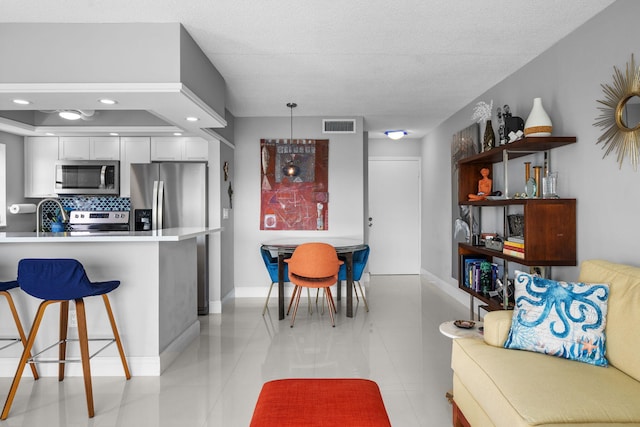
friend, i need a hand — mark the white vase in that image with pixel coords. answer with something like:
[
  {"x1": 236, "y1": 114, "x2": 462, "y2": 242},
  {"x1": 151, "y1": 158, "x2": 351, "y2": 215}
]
[{"x1": 524, "y1": 97, "x2": 552, "y2": 137}]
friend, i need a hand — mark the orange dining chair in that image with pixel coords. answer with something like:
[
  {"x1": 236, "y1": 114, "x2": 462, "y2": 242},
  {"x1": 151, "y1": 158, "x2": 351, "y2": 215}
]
[{"x1": 285, "y1": 243, "x2": 343, "y2": 327}]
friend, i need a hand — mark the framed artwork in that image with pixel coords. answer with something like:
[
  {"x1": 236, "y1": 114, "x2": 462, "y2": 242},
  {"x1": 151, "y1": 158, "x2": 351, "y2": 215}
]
[
  {"x1": 260, "y1": 139, "x2": 329, "y2": 230},
  {"x1": 451, "y1": 123, "x2": 479, "y2": 279}
]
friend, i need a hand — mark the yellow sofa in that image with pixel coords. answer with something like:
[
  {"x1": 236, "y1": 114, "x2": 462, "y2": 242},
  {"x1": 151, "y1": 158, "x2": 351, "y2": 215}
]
[{"x1": 451, "y1": 260, "x2": 640, "y2": 426}]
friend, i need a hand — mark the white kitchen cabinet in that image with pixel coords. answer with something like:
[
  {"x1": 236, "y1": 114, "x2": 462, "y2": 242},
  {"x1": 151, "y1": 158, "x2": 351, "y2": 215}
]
[
  {"x1": 59, "y1": 136, "x2": 120, "y2": 160},
  {"x1": 183, "y1": 138, "x2": 209, "y2": 161},
  {"x1": 120, "y1": 137, "x2": 151, "y2": 197},
  {"x1": 151, "y1": 137, "x2": 208, "y2": 161},
  {"x1": 24, "y1": 136, "x2": 59, "y2": 198},
  {"x1": 58, "y1": 136, "x2": 90, "y2": 160},
  {"x1": 90, "y1": 137, "x2": 120, "y2": 160}
]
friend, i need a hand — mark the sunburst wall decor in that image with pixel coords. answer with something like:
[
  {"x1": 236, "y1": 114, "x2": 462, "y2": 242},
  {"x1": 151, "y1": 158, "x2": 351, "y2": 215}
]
[{"x1": 594, "y1": 54, "x2": 640, "y2": 170}]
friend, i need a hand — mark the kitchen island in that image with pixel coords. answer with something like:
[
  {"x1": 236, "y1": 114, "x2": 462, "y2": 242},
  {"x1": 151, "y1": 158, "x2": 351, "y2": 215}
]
[{"x1": 0, "y1": 227, "x2": 219, "y2": 377}]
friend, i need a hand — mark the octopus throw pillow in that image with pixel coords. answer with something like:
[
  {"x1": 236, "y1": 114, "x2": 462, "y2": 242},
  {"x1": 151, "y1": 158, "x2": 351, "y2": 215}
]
[{"x1": 504, "y1": 270, "x2": 609, "y2": 366}]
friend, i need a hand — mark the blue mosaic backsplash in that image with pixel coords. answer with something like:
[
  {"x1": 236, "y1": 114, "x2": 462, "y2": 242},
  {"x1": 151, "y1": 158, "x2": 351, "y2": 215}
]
[{"x1": 40, "y1": 196, "x2": 130, "y2": 232}]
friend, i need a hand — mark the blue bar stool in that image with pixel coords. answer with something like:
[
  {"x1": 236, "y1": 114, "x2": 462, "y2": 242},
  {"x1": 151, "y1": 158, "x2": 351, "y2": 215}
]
[
  {"x1": 0, "y1": 280, "x2": 39, "y2": 379},
  {"x1": 1, "y1": 259, "x2": 131, "y2": 419}
]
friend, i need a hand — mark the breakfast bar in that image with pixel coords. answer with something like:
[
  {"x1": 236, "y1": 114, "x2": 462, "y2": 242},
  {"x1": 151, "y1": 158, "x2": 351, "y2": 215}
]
[{"x1": 0, "y1": 227, "x2": 218, "y2": 377}]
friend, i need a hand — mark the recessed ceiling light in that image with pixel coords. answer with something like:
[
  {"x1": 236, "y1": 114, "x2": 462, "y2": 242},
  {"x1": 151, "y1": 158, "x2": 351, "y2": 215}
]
[
  {"x1": 12, "y1": 99, "x2": 31, "y2": 105},
  {"x1": 45, "y1": 132, "x2": 55, "y2": 136},
  {"x1": 384, "y1": 130, "x2": 408, "y2": 140},
  {"x1": 186, "y1": 116, "x2": 199, "y2": 122},
  {"x1": 110, "y1": 132, "x2": 119, "y2": 136},
  {"x1": 174, "y1": 132, "x2": 183, "y2": 136},
  {"x1": 59, "y1": 110, "x2": 83, "y2": 120},
  {"x1": 99, "y1": 98, "x2": 117, "y2": 105}
]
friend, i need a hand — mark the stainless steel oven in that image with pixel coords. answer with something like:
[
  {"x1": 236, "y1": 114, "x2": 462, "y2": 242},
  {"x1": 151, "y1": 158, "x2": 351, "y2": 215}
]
[{"x1": 54, "y1": 160, "x2": 119, "y2": 195}]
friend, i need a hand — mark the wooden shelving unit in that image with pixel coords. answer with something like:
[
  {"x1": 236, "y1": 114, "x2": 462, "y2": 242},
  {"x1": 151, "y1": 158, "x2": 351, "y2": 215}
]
[{"x1": 457, "y1": 136, "x2": 578, "y2": 319}]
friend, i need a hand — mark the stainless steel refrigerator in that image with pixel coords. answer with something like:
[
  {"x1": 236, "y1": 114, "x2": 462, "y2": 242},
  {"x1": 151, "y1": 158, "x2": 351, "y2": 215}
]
[{"x1": 130, "y1": 162, "x2": 209, "y2": 315}]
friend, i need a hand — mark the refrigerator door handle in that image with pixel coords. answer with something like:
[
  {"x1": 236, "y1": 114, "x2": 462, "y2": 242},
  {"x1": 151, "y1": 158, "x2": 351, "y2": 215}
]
[
  {"x1": 152, "y1": 180, "x2": 159, "y2": 230},
  {"x1": 157, "y1": 180, "x2": 165, "y2": 229}
]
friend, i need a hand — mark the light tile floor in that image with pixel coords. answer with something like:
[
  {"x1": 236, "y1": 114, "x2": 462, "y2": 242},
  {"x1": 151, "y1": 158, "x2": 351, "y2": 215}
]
[{"x1": 0, "y1": 275, "x2": 469, "y2": 427}]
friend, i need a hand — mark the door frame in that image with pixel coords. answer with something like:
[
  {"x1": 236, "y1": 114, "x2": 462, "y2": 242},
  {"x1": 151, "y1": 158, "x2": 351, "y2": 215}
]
[{"x1": 367, "y1": 156, "x2": 422, "y2": 274}]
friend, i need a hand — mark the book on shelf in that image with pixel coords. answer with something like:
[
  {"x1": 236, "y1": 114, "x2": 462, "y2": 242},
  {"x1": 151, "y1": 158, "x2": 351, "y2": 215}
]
[
  {"x1": 460, "y1": 254, "x2": 499, "y2": 294},
  {"x1": 502, "y1": 247, "x2": 525, "y2": 259},
  {"x1": 507, "y1": 236, "x2": 524, "y2": 244},
  {"x1": 503, "y1": 240, "x2": 524, "y2": 249},
  {"x1": 503, "y1": 242, "x2": 524, "y2": 252}
]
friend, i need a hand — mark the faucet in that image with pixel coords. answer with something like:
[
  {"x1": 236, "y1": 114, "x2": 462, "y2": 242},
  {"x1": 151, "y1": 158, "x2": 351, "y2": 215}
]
[{"x1": 36, "y1": 198, "x2": 70, "y2": 233}]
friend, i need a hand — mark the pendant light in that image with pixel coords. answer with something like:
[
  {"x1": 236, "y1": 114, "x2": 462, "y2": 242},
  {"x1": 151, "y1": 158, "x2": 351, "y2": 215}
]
[{"x1": 283, "y1": 102, "x2": 300, "y2": 177}]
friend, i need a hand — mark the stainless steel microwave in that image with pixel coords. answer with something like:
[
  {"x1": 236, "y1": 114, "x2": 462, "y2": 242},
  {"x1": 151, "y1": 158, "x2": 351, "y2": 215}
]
[{"x1": 54, "y1": 160, "x2": 120, "y2": 195}]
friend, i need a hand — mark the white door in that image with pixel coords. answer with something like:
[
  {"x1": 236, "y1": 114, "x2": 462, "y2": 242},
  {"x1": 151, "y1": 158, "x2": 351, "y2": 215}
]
[{"x1": 368, "y1": 158, "x2": 421, "y2": 274}]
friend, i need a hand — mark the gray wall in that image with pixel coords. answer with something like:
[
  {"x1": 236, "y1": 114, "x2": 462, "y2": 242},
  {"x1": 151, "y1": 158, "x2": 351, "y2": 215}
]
[
  {"x1": 0, "y1": 131, "x2": 33, "y2": 233},
  {"x1": 421, "y1": 0, "x2": 640, "y2": 297},
  {"x1": 220, "y1": 140, "x2": 235, "y2": 299},
  {"x1": 369, "y1": 137, "x2": 422, "y2": 157},
  {"x1": 233, "y1": 116, "x2": 364, "y2": 295}
]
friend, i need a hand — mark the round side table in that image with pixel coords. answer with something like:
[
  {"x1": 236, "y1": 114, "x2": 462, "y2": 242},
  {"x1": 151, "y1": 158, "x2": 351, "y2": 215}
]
[{"x1": 439, "y1": 320, "x2": 484, "y2": 339}]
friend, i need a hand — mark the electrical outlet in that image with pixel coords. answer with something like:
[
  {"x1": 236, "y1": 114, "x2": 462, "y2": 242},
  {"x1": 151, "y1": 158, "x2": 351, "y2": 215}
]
[{"x1": 69, "y1": 310, "x2": 78, "y2": 328}]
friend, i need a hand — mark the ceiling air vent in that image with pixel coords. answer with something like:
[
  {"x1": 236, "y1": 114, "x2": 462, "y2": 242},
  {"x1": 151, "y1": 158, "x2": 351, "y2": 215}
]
[{"x1": 322, "y1": 119, "x2": 356, "y2": 134}]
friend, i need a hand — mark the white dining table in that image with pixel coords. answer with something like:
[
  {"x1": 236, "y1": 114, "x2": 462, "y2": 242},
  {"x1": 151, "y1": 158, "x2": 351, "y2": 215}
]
[{"x1": 261, "y1": 238, "x2": 366, "y2": 320}]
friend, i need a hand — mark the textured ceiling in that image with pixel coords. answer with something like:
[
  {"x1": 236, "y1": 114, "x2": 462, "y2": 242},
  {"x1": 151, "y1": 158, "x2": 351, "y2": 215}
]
[{"x1": 1, "y1": 0, "x2": 616, "y2": 139}]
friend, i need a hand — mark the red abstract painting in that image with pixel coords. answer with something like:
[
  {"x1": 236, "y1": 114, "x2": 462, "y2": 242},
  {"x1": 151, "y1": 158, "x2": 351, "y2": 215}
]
[{"x1": 260, "y1": 139, "x2": 329, "y2": 230}]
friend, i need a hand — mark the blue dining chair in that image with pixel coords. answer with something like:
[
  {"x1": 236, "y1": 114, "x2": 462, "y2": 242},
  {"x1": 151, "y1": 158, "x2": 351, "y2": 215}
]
[
  {"x1": 261, "y1": 247, "x2": 312, "y2": 316},
  {"x1": 260, "y1": 247, "x2": 288, "y2": 315},
  {"x1": 338, "y1": 245, "x2": 370, "y2": 312}
]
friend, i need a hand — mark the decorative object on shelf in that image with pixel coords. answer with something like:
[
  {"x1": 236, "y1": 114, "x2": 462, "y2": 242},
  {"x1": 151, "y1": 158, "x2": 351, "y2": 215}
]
[
  {"x1": 542, "y1": 172, "x2": 558, "y2": 198},
  {"x1": 496, "y1": 107, "x2": 506, "y2": 145},
  {"x1": 468, "y1": 167, "x2": 492, "y2": 201},
  {"x1": 533, "y1": 166, "x2": 543, "y2": 197},
  {"x1": 507, "y1": 214, "x2": 524, "y2": 237},
  {"x1": 484, "y1": 236, "x2": 503, "y2": 251},
  {"x1": 524, "y1": 98, "x2": 553, "y2": 136},
  {"x1": 524, "y1": 161, "x2": 537, "y2": 198},
  {"x1": 504, "y1": 104, "x2": 525, "y2": 143},
  {"x1": 483, "y1": 120, "x2": 496, "y2": 151},
  {"x1": 594, "y1": 54, "x2": 640, "y2": 170},
  {"x1": 472, "y1": 100, "x2": 494, "y2": 152}
]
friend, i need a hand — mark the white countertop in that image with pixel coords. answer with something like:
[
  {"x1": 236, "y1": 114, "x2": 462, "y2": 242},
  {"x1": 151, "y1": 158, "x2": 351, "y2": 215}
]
[{"x1": 0, "y1": 227, "x2": 221, "y2": 243}]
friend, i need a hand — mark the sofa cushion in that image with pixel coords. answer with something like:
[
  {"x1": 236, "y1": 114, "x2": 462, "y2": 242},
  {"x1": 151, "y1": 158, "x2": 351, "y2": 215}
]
[
  {"x1": 504, "y1": 270, "x2": 609, "y2": 366},
  {"x1": 452, "y1": 338, "x2": 640, "y2": 426},
  {"x1": 578, "y1": 260, "x2": 640, "y2": 382}
]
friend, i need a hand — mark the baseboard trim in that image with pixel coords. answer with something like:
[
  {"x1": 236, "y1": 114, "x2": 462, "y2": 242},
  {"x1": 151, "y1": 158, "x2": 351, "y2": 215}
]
[
  {"x1": 234, "y1": 281, "x2": 365, "y2": 299},
  {"x1": 0, "y1": 321, "x2": 201, "y2": 377},
  {"x1": 420, "y1": 268, "x2": 470, "y2": 309}
]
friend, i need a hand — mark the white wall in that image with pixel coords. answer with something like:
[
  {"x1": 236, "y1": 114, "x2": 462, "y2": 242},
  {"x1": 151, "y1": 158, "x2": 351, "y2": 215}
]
[
  {"x1": 369, "y1": 137, "x2": 422, "y2": 157},
  {"x1": 233, "y1": 116, "x2": 364, "y2": 294},
  {"x1": 0, "y1": 131, "x2": 33, "y2": 233},
  {"x1": 421, "y1": 0, "x2": 640, "y2": 299}
]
